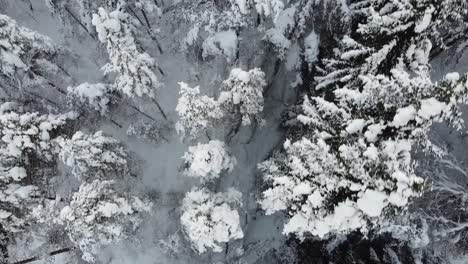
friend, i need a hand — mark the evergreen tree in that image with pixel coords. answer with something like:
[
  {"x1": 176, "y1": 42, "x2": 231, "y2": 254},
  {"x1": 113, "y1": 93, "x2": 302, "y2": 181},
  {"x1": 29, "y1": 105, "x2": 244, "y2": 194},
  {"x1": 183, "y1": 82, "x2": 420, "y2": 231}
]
[
  {"x1": 180, "y1": 187, "x2": 243, "y2": 254},
  {"x1": 60, "y1": 179, "x2": 151, "y2": 262},
  {"x1": 182, "y1": 140, "x2": 236, "y2": 182},
  {"x1": 92, "y1": 7, "x2": 161, "y2": 100},
  {"x1": 260, "y1": 0, "x2": 468, "y2": 239},
  {"x1": 56, "y1": 131, "x2": 129, "y2": 180},
  {"x1": 175, "y1": 82, "x2": 224, "y2": 139},
  {"x1": 219, "y1": 68, "x2": 267, "y2": 126},
  {"x1": 0, "y1": 103, "x2": 76, "y2": 261}
]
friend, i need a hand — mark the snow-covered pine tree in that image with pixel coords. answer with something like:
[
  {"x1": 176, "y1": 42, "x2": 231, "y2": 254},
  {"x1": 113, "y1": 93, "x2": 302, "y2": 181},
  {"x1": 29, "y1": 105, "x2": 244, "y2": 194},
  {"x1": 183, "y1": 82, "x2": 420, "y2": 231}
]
[
  {"x1": 180, "y1": 187, "x2": 243, "y2": 254},
  {"x1": 176, "y1": 0, "x2": 254, "y2": 62},
  {"x1": 56, "y1": 131, "x2": 129, "y2": 181},
  {"x1": 0, "y1": 104, "x2": 76, "y2": 249},
  {"x1": 66, "y1": 82, "x2": 113, "y2": 116},
  {"x1": 259, "y1": 0, "x2": 468, "y2": 239},
  {"x1": 0, "y1": 14, "x2": 62, "y2": 97},
  {"x1": 182, "y1": 140, "x2": 236, "y2": 182},
  {"x1": 219, "y1": 68, "x2": 267, "y2": 126},
  {"x1": 175, "y1": 82, "x2": 223, "y2": 139},
  {"x1": 60, "y1": 179, "x2": 151, "y2": 262},
  {"x1": 92, "y1": 6, "x2": 166, "y2": 118},
  {"x1": 126, "y1": 120, "x2": 167, "y2": 144},
  {"x1": 45, "y1": 0, "x2": 160, "y2": 39}
]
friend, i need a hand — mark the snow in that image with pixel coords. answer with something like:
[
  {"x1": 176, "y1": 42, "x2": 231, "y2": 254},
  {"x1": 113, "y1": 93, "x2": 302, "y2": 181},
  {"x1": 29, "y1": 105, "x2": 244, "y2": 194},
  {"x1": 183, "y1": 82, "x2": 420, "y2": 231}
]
[
  {"x1": 181, "y1": 188, "x2": 244, "y2": 254},
  {"x1": 393, "y1": 105, "x2": 416, "y2": 127},
  {"x1": 363, "y1": 145, "x2": 379, "y2": 160},
  {"x1": 235, "y1": 0, "x2": 249, "y2": 14},
  {"x1": 417, "y1": 98, "x2": 447, "y2": 120},
  {"x1": 175, "y1": 82, "x2": 223, "y2": 138},
  {"x1": 263, "y1": 6, "x2": 296, "y2": 58},
  {"x1": 356, "y1": 189, "x2": 388, "y2": 217},
  {"x1": 364, "y1": 123, "x2": 384, "y2": 142},
  {"x1": 220, "y1": 68, "x2": 267, "y2": 126},
  {"x1": 252, "y1": 0, "x2": 285, "y2": 22},
  {"x1": 92, "y1": 7, "x2": 161, "y2": 99},
  {"x1": 182, "y1": 140, "x2": 236, "y2": 181},
  {"x1": 214, "y1": 30, "x2": 238, "y2": 61},
  {"x1": 60, "y1": 180, "x2": 151, "y2": 262},
  {"x1": 304, "y1": 31, "x2": 320, "y2": 66},
  {"x1": 13, "y1": 185, "x2": 37, "y2": 199},
  {"x1": 203, "y1": 30, "x2": 238, "y2": 62},
  {"x1": 0, "y1": 210, "x2": 12, "y2": 219},
  {"x1": 308, "y1": 190, "x2": 324, "y2": 208},
  {"x1": 8, "y1": 166, "x2": 27, "y2": 181},
  {"x1": 7, "y1": 0, "x2": 465, "y2": 262},
  {"x1": 92, "y1": 9, "x2": 122, "y2": 42},
  {"x1": 230, "y1": 68, "x2": 251, "y2": 83},
  {"x1": 445, "y1": 72, "x2": 460, "y2": 83},
  {"x1": 68, "y1": 82, "x2": 111, "y2": 114},
  {"x1": 283, "y1": 200, "x2": 365, "y2": 239},
  {"x1": 292, "y1": 182, "x2": 312, "y2": 196},
  {"x1": 97, "y1": 202, "x2": 121, "y2": 218},
  {"x1": 346, "y1": 119, "x2": 366, "y2": 134},
  {"x1": 414, "y1": 6, "x2": 434, "y2": 33}
]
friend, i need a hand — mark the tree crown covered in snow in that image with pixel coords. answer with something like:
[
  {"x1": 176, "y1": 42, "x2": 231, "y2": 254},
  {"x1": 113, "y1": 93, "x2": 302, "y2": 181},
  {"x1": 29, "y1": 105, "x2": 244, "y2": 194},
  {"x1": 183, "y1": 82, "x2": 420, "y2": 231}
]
[
  {"x1": 67, "y1": 82, "x2": 113, "y2": 116},
  {"x1": 182, "y1": 140, "x2": 236, "y2": 181},
  {"x1": 60, "y1": 179, "x2": 151, "y2": 262},
  {"x1": 56, "y1": 131, "x2": 129, "y2": 180},
  {"x1": 219, "y1": 68, "x2": 267, "y2": 126},
  {"x1": 0, "y1": 105, "x2": 76, "y2": 233},
  {"x1": 180, "y1": 187, "x2": 243, "y2": 254},
  {"x1": 175, "y1": 82, "x2": 223, "y2": 139},
  {"x1": 92, "y1": 7, "x2": 160, "y2": 99},
  {"x1": 260, "y1": 0, "x2": 468, "y2": 239},
  {"x1": 0, "y1": 14, "x2": 56, "y2": 79}
]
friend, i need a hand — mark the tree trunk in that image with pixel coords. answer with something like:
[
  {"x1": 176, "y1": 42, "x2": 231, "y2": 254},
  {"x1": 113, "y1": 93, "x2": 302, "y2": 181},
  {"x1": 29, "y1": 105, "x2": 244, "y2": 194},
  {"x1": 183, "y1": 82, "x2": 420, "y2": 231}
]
[
  {"x1": 151, "y1": 98, "x2": 168, "y2": 120},
  {"x1": 109, "y1": 95, "x2": 157, "y2": 122},
  {"x1": 64, "y1": 6, "x2": 96, "y2": 40},
  {"x1": 12, "y1": 247, "x2": 74, "y2": 264}
]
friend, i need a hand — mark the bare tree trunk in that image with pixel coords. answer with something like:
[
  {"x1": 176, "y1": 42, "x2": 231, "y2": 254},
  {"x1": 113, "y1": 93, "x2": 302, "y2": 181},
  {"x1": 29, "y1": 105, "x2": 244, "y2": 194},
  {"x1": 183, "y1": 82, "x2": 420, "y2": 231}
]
[
  {"x1": 109, "y1": 118, "x2": 123, "y2": 128},
  {"x1": 109, "y1": 95, "x2": 157, "y2": 122},
  {"x1": 126, "y1": 5, "x2": 164, "y2": 54},
  {"x1": 151, "y1": 98, "x2": 168, "y2": 120},
  {"x1": 64, "y1": 6, "x2": 96, "y2": 40},
  {"x1": 141, "y1": 10, "x2": 151, "y2": 28},
  {"x1": 22, "y1": 90, "x2": 59, "y2": 107},
  {"x1": 12, "y1": 247, "x2": 74, "y2": 264}
]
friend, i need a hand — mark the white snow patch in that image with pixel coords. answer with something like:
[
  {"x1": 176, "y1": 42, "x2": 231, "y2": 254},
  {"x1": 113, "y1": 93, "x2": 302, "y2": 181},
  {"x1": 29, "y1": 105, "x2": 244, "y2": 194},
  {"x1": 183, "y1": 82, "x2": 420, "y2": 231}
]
[
  {"x1": 304, "y1": 31, "x2": 320, "y2": 66},
  {"x1": 392, "y1": 105, "x2": 416, "y2": 127},
  {"x1": 357, "y1": 189, "x2": 388, "y2": 217},
  {"x1": 346, "y1": 119, "x2": 366, "y2": 134},
  {"x1": 417, "y1": 98, "x2": 447, "y2": 120}
]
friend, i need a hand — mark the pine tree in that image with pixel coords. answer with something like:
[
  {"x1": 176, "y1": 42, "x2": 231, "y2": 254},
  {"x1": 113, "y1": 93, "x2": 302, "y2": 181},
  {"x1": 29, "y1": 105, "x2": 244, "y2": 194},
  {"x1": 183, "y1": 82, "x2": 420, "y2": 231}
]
[
  {"x1": 259, "y1": 0, "x2": 468, "y2": 239},
  {"x1": 56, "y1": 131, "x2": 129, "y2": 181},
  {"x1": 0, "y1": 14, "x2": 59, "y2": 95},
  {"x1": 175, "y1": 82, "x2": 223, "y2": 139},
  {"x1": 182, "y1": 140, "x2": 236, "y2": 182},
  {"x1": 219, "y1": 68, "x2": 267, "y2": 126},
  {"x1": 92, "y1": 7, "x2": 161, "y2": 99},
  {"x1": 0, "y1": 104, "x2": 76, "y2": 236},
  {"x1": 66, "y1": 82, "x2": 113, "y2": 116},
  {"x1": 180, "y1": 187, "x2": 243, "y2": 254},
  {"x1": 60, "y1": 179, "x2": 151, "y2": 262}
]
